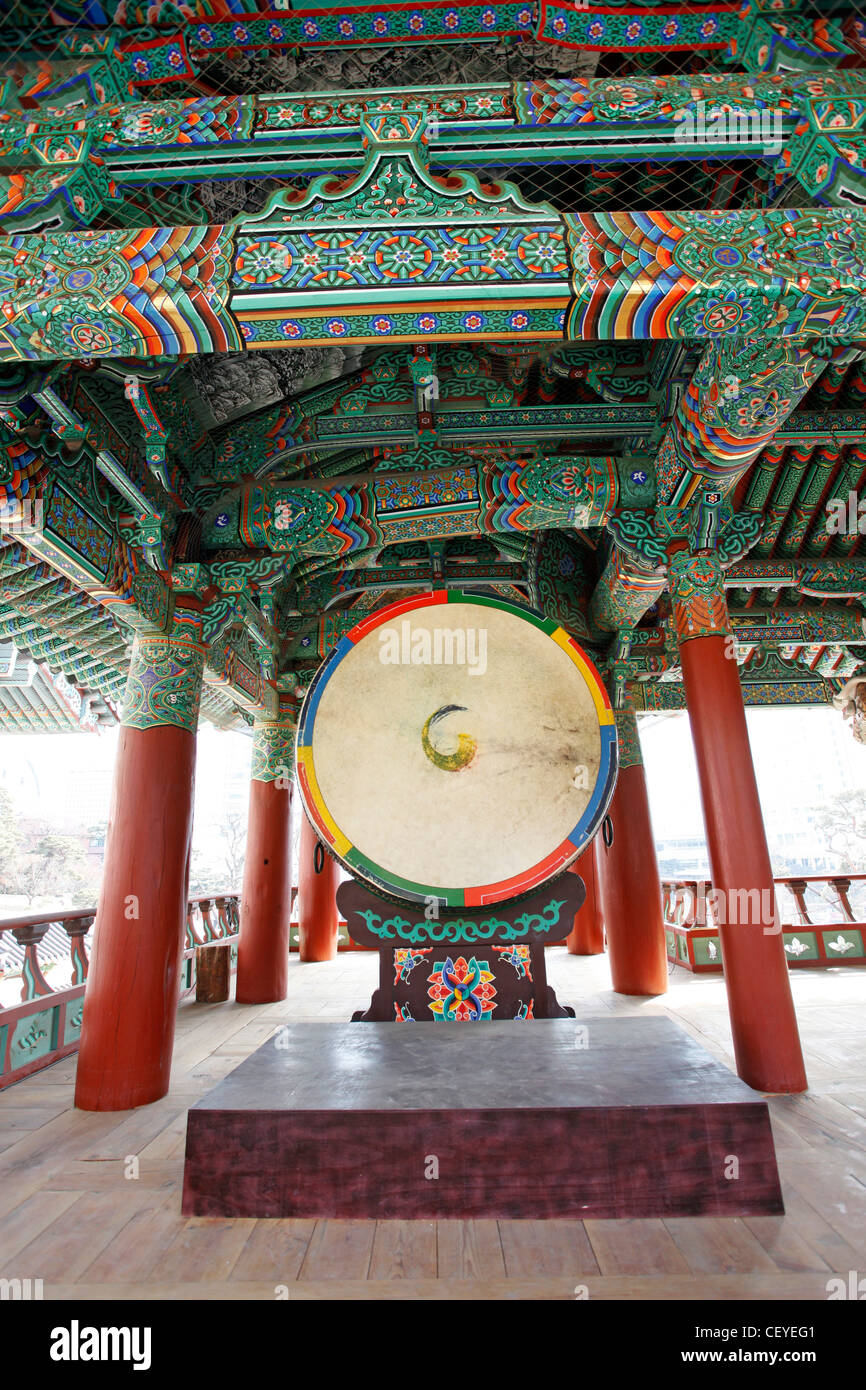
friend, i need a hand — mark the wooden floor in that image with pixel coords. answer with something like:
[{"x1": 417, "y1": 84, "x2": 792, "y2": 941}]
[{"x1": 1, "y1": 950, "x2": 865, "y2": 1301}]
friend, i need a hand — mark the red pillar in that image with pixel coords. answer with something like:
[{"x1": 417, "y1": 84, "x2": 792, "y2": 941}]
[
  {"x1": 566, "y1": 846, "x2": 604, "y2": 955},
  {"x1": 670, "y1": 549, "x2": 807, "y2": 1093},
  {"x1": 594, "y1": 709, "x2": 668, "y2": 996},
  {"x1": 297, "y1": 813, "x2": 339, "y2": 962},
  {"x1": 237, "y1": 716, "x2": 294, "y2": 1002},
  {"x1": 75, "y1": 628, "x2": 204, "y2": 1111}
]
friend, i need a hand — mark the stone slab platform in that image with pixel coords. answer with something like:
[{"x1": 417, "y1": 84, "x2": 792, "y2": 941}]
[{"x1": 181, "y1": 1018, "x2": 783, "y2": 1219}]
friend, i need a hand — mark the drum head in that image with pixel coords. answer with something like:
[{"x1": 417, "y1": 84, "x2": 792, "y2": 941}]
[{"x1": 296, "y1": 591, "x2": 617, "y2": 907}]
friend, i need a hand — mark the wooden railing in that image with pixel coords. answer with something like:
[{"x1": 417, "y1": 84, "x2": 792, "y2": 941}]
[
  {"x1": 0, "y1": 893, "x2": 240, "y2": 1091},
  {"x1": 662, "y1": 874, "x2": 866, "y2": 972}
]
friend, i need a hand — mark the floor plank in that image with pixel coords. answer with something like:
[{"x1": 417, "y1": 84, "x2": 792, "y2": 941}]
[
  {"x1": 155, "y1": 1217, "x2": 257, "y2": 1283},
  {"x1": 0, "y1": 1188, "x2": 81, "y2": 1263},
  {"x1": 298, "y1": 1220, "x2": 376, "y2": 1281},
  {"x1": 437, "y1": 1221, "x2": 506, "y2": 1280},
  {"x1": 229, "y1": 1219, "x2": 316, "y2": 1284},
  {"x1": 12, "y1": 1190, "x2": 142, "y2": 1281},
  {"x1": 368, "y1": 1221, "x2": 437, "y2": 1279},
  {"x1": 584, "y1": 1218, "x2": 691, "y2": 1276},
  {"x1": 744, "y1": 1214, "x2": 833, "y2": 1274},
  {"x1": 498, "y1": 1219, "x2": 599, "y2": 1278},
  {"x1": 662, "y1": 1216, "x2": 778, "y2": 1274},
  {"x1": 76, "y1": 1197, "x2": 186, "y2": 1284}
]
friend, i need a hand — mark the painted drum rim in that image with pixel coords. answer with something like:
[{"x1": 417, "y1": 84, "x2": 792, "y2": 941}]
[{"x1": 295, "y1": 589, "x2": 618, "y2": 907}]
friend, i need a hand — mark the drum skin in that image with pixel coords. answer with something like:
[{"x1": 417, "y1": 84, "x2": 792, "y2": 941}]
[{"x1": 295, "y1": 591, "x2": 617, "y2": 907}]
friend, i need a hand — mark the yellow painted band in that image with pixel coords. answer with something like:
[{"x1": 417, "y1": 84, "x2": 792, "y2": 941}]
[
  {"x1": 296, "y1": 746, "x2": 352, "y2": 856},
  {"x1": 551, "y1": 628, "x2": 614, "y2": 725}
]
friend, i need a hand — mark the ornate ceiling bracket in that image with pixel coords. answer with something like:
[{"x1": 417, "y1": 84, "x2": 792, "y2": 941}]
[
  {"x1": 608, "y1": 504, "x2": 762, "y2": 569},
  {"x1": 733, "y1": 3, "x2": 857, "y2": 74},
  {"x1": 1, "y1": 418, "x2": 265, "y2": 727},
  {"x1": 778, "y1": 76, "x2": 866, "y2": 206},
  {"x1": 174, "y1": 561, "x2": 271, "y2": 719},
  {"x1": 592, "y1": 498, "x2": 764, "y2": 641},
  {"x1": 0, "y1": 110, "x2": 123, "y2": 233}
]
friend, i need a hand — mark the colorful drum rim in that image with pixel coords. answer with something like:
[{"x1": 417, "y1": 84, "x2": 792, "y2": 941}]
[{"x1": 295, "y1": 590, "x2": 618, "y2": 908}]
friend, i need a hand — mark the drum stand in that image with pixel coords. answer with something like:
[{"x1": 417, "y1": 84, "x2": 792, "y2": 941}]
[{"x1": 336, "y1": 877, "x2": 583, "y2": 1023}]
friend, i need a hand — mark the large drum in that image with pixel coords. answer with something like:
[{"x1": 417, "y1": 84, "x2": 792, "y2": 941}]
[{"x1": 295, "y1": 591, "x2": 617, "y2": 907}]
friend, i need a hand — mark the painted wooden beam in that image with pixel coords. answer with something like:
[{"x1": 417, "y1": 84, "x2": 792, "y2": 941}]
[{"x1": 4, "y1": 109, "x2": 866, "y2": 361}]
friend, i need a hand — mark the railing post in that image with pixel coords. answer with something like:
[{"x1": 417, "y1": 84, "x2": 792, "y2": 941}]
[
  {"x1": 683, "y1": 881, "x2": 699, "y2": 927},
  {"x1": 787, "y1": 878, "x2": 812, "y2": 926},
  {"x1": 214, "y1": 896, "x2": 229, "y2": 937},
  {"x1": 12, "y1": 923, "x2": 53, "y2": 1001},
  {"x1": 830, "y1": 877, "x2": 856, "y2": 923},
  {"x1": 199, "y1": 898, "x2": 216, "y2": 943},
  {"x1": 64, "y1": 914, "x2": 94, "y2": 985}
]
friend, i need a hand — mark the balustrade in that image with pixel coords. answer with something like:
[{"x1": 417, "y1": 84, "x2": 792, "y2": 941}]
[
  {"x1": 0, "y1": 894, "x2": 239, "y2": 1090},
  {"x1": 663, "y1": 874, "x2": 866, "y2": 972}
]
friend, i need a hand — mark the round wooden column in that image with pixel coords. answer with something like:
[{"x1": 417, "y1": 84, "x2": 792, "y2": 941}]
[
  {"x1": 237, "y1": 718, "x2": 294, "y2": 1003},
  {"x1": 297, "y1": 813, "x2": 339, "y2": 961},
  {"x1": 670, "y1": 549, "x2": 807, "y2": 1094},
  {"x1": 566, "y1": 846, "x2": 604, "y2": 955},
  {"x1": 594, "y1": 709, "x2": 668, "y2": 995},
  {"x1": 75, "y1": 630, "x2": 205, "y2": 1111}
]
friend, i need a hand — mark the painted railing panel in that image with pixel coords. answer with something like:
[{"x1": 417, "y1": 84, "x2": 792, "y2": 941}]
[{"x1": 663, "y1": 874, "x2": 866, "y2": 972}]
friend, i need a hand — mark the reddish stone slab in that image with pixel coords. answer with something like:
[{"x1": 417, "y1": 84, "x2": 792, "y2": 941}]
[{"x1": 181, "y1": 1019, "x2": 784, "y2": 1220}]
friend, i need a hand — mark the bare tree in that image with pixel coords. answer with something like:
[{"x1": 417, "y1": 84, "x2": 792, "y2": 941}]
[{"x1": 810, "y1": 790, "x2": 866, "y2": 872}]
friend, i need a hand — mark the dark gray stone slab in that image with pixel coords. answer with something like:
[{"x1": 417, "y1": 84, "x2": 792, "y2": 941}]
[{"x1": 189, "y1": 1017, "x2": 765, "y2": 1113}]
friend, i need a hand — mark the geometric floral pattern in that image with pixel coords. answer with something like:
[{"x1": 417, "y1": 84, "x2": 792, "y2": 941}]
[
  {"x1": 427, "y1": 955, "x2": 497, "y2": 1022},
  {"x1": 394, "y1": 947, "x2": 433, "y2": 984},
  {"x1": 535, "y1": 3, "x2": 732, "y2": 53},
  {"x1": 44, "y1": 481, "x2": 113, "y2": 580},
  {"x1": 492, "y1": 943, "x2": 532, "y2": 979}
]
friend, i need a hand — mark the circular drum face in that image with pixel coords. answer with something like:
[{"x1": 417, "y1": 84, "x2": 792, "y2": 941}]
[{"x1": 295, "y1": 591, "x2": 617, "y2": 907}]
